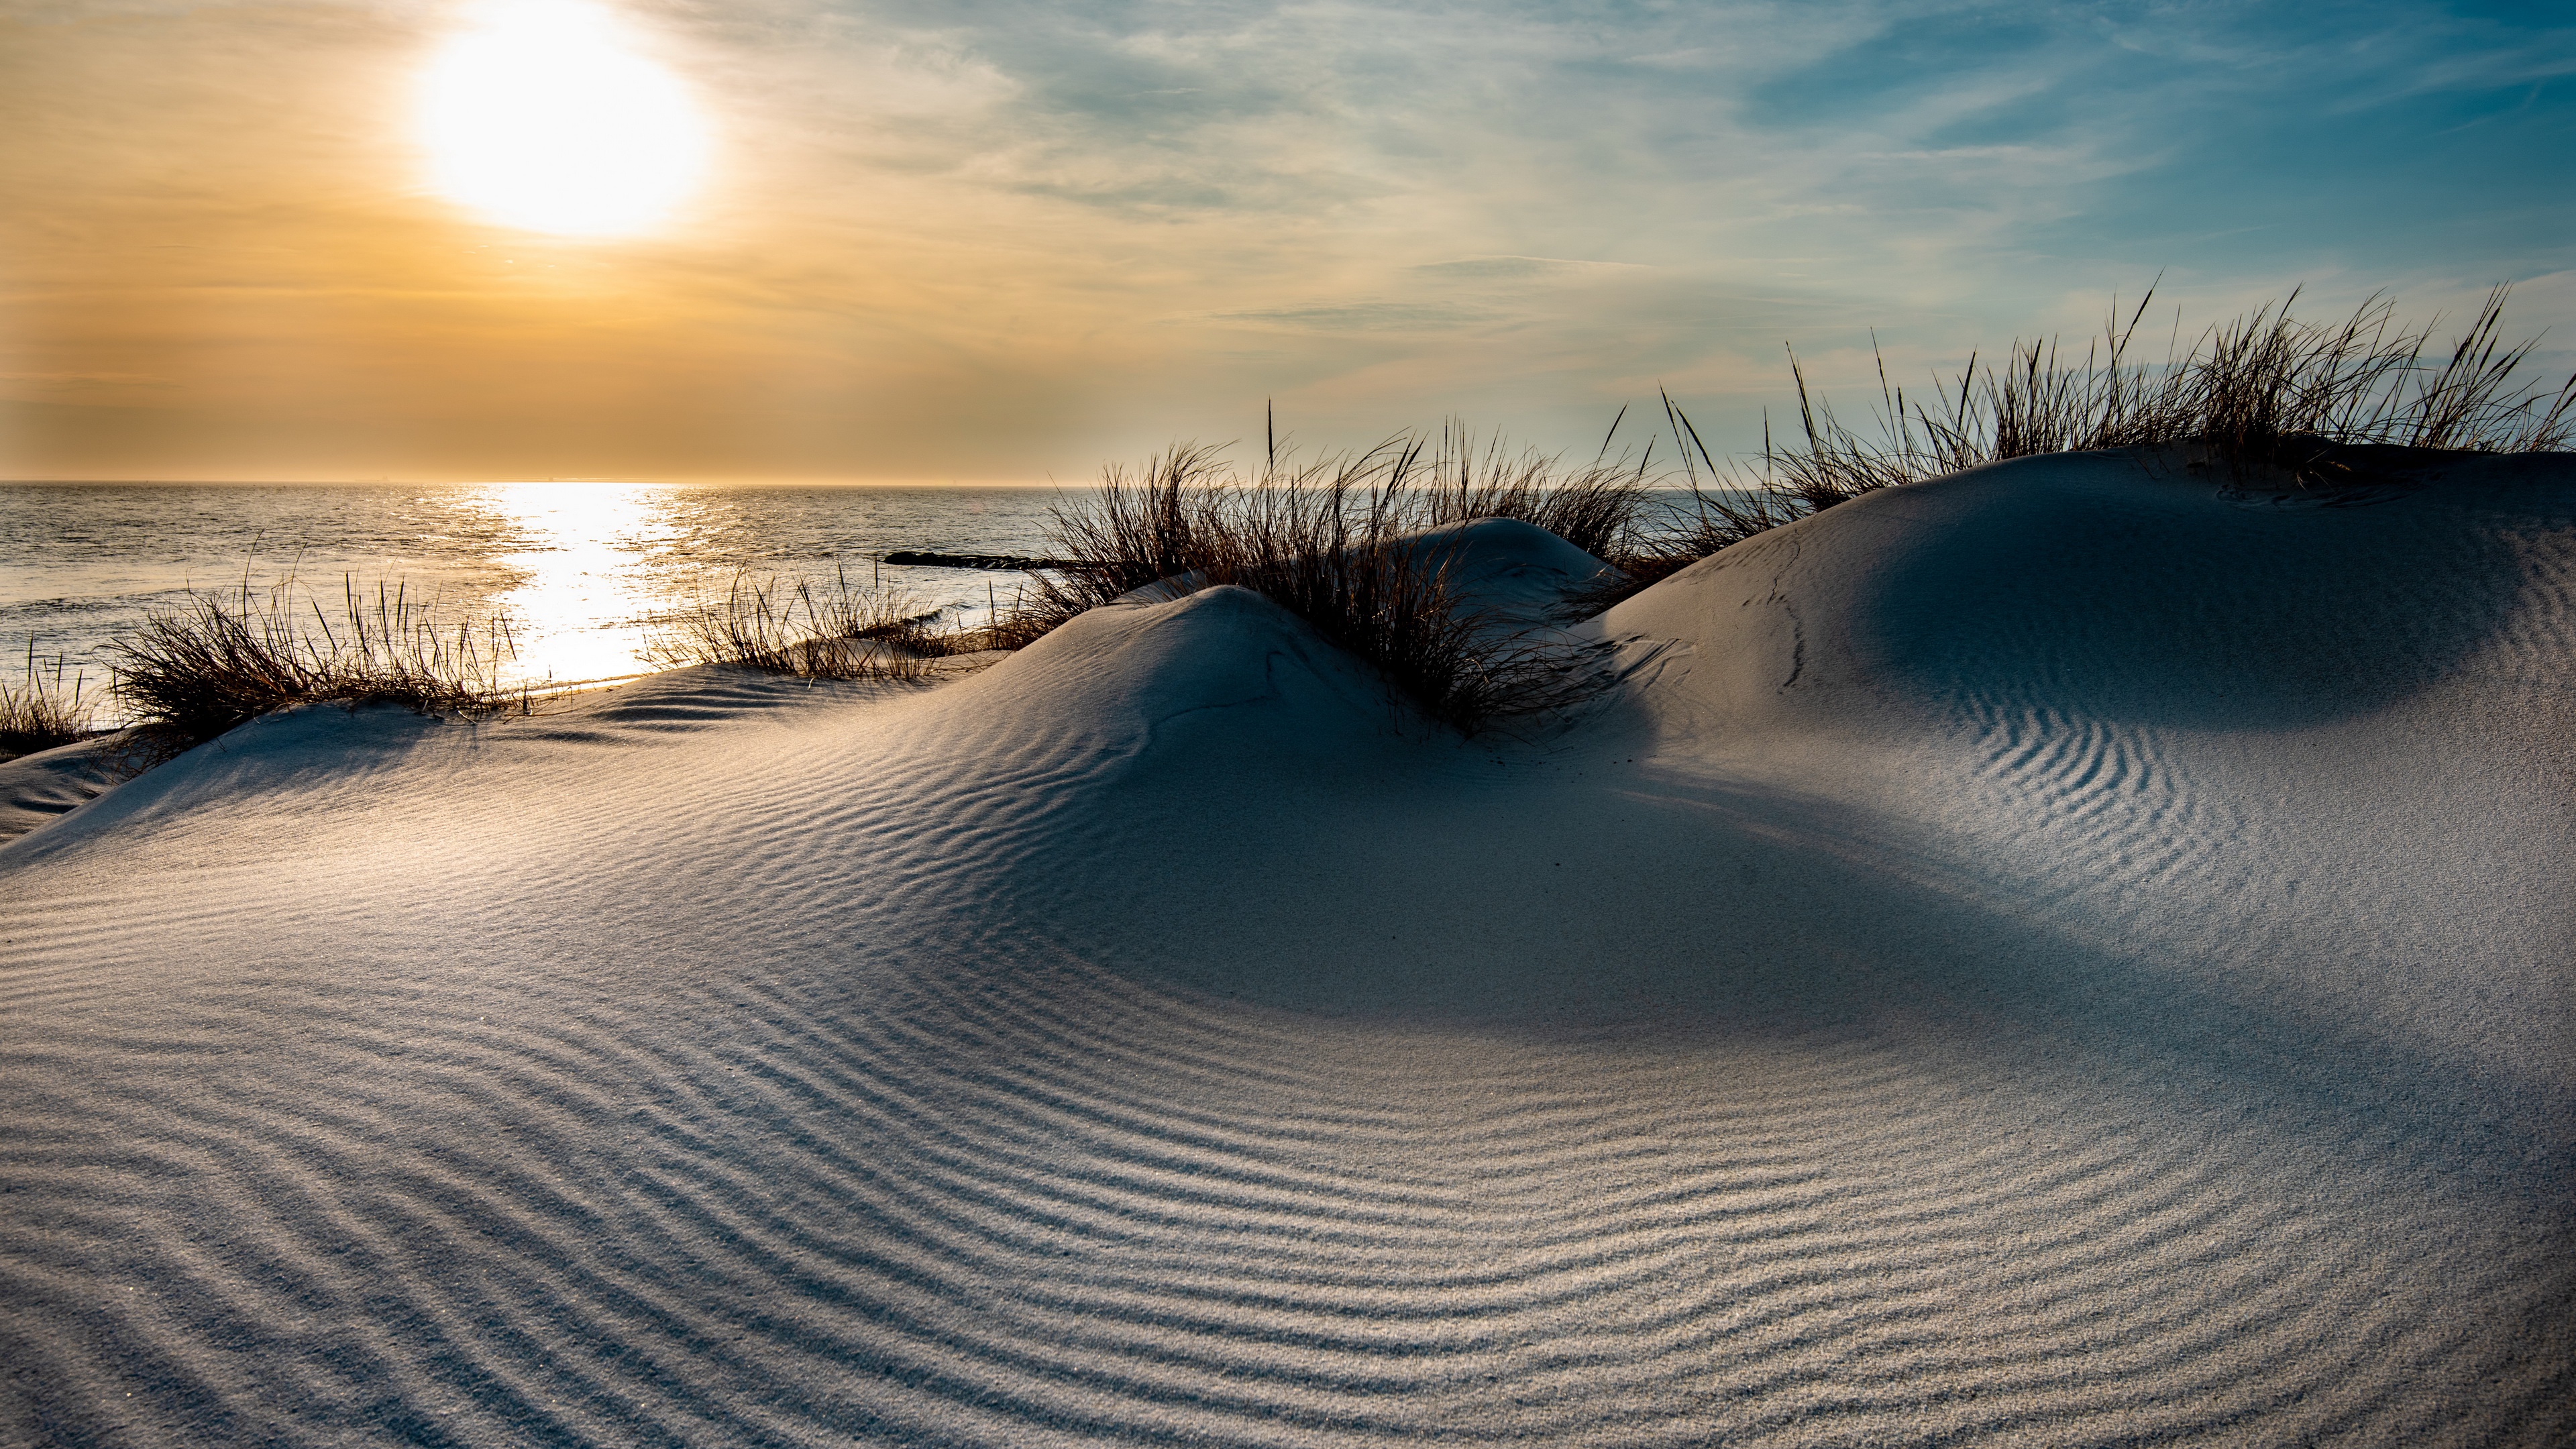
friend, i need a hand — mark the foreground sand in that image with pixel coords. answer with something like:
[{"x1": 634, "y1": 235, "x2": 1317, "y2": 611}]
[{"x1": 3, "y1": 450, "x2": 2569, "y2": 1445}]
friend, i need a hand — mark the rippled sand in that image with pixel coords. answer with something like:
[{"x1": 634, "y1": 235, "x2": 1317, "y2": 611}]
[{"x1": 3, "y1": 451, "x2": 2569, "y2": 1444}]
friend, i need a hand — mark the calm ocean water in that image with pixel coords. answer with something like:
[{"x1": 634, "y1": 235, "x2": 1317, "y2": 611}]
[{"x1": 0, "y1": 482, "x2": 1067, "y2": 718}]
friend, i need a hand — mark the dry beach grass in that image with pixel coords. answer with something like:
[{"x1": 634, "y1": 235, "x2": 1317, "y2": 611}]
[
  {"x1": 646, "y1": 567, "x2": 951, "y2": 683},
  {"x1": 1738, "y1": 282, "x2": 2575, "y2": 510},
  {"x1": 1544, "y1": 284, "x2": 2576, "y2": 615},
  {"x1": 0, "y1": 641, "x2": 97, "y2": 761},
  {"x1": 109, "y1": 576, "x2": 529, "y2": 746},
  {"x1": 1013, "y1": 439, "x2": 1627, "y2": 733}
]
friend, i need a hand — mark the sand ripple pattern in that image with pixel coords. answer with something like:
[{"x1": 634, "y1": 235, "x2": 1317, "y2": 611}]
[
  {"x1": 5, "y1": 580, "x2": 2573, "y2": 1444},
  {"x1": 1945, "y1": 700, "x2": 2235, "y2": 909}
]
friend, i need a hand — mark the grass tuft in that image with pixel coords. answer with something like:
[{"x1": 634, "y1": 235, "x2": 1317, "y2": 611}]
[
  {"x1": 1597, "y1": 282, "x2": 2576, "y2": 606},
  {"x1": 1756, "y1": 282, "x2": 2574, "y2": 511},
  {"x1": 1393, "y1": 419, "x2": 1660, "y2": 559},
  {"x1": 1554, "y1": 392, "x2": 1818, "y2": 615},
  {"x1": 2, "y1": 640, "x2": 99, "y2": 761},
  {"x1": 647, "y1": 568, "x2": 948, "y2": 682},
  {"x1": 1010, "y1": 438, "x2": 1616, "y2": 733},
  {"x1": 111, "y1": 578, "x2": 529, "y2": 745}
]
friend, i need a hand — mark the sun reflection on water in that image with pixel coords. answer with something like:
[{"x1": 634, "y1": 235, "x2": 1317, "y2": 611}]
[
  {"x1": 0, "y1": 479, "x2": 1071, "y2": 723},
  {"x1": 475, "y1": 481, "x2": 682, "y2": 688}
]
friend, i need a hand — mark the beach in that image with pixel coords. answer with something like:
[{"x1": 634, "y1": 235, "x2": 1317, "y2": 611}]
[{"x1": 2, "y1": 449, "x2": 2569, "y2": 1444}]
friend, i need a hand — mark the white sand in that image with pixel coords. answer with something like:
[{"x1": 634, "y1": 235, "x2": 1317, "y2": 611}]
[
  {"x1": 0, "y1": 731, "x2": 137, "y2": 843},
  {"x1": 2, "y1": 449, "x2": 2569, "y2": 1444}
]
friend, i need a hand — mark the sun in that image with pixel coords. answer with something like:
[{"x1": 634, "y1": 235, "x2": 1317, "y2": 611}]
[{"x1": 417, "y1": 0, "x2": 712, "y2": 237}]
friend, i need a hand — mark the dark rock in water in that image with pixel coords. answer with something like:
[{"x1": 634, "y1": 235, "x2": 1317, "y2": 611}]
[{"x1": 881, "y1": 550, "x2": 1069, "y2": 572}]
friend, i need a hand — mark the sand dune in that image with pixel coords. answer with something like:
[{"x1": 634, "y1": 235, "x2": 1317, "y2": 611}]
[
  {"x1": 0, "y1": 733, "x2": 138, "y2": 845},
  {"x1": 3, "y1": 449, "x2": 2569, "y2": 1444}
]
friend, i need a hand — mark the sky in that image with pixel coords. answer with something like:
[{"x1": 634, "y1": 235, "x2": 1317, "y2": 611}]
[{"x1": 2, "y1": 0, "x2": 2571, "y2": 483}]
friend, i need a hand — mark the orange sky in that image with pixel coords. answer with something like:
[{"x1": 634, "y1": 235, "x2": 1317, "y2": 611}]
[{"x1": 5, "y1": 0, "x2": 2570, "y2": 483}]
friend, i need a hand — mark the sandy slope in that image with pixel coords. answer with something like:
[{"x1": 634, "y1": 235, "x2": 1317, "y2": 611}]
[
  {"x1": 0, "y1": 733, "x2": 140, "y2": 845},
  {"x1": 1, "y1": 450, "x2": 2569, "y2": 1446}
]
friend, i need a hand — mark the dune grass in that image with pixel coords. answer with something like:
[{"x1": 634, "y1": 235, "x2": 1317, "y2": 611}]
[
  {"x1": 1753, "y1": 282, "x2": 2573, "y2": 511},
  {"x1": 1551, "y1": 283, "x2": 2576, "y2": 615},
  {"x1": 111, "y1": 578, "x2": 529, "y2": 745},
  {"x1": 647, "y1": 568, "x2": 949, "y2": 682},
  {"x1": 1391, "y1": 419, "x2": 1660, "y2": 559},
  {"x1": 1, "y1": 640, "x2": 99, "y2": 761},
  {"x1": 1012, "y1": 438, "x2": 1618, "y2": 733},
  {"x1": 1560, "y1": 392, "x2": 1819, "y2": 613}
]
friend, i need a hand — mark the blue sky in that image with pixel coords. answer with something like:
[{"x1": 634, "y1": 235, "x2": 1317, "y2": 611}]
[{"x1": 2, "y1": 0, "x2": 2569, "y2": 479}]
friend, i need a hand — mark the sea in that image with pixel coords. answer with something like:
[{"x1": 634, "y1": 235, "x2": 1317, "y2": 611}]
[{"x1": 1, "y1": 481, "x2": 1068, "y2": 719}]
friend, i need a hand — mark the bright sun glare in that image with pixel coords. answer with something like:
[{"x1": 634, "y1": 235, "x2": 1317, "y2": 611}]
[{"x1": 418, "y1": 0, "x2": 711, "y2": 237}]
